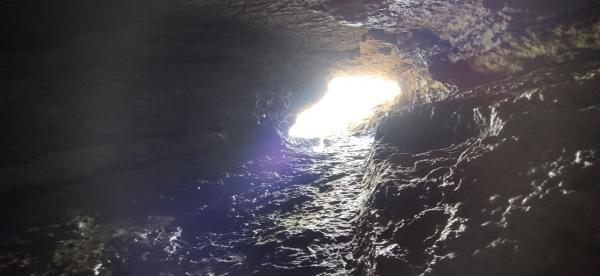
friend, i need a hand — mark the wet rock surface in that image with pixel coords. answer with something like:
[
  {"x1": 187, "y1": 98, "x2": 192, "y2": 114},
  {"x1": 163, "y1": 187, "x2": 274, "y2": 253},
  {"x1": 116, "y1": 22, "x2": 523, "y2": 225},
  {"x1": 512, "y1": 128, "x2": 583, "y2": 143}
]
[
  {"x1": 353, "y1": 60, "x2": 600, "y2": 275},
  {"x1": 2, "y1": 0, "x2": 600, "y2": 275},
  {"x1": 320, "y1": 0, "x2": 600, "y2": 76}
]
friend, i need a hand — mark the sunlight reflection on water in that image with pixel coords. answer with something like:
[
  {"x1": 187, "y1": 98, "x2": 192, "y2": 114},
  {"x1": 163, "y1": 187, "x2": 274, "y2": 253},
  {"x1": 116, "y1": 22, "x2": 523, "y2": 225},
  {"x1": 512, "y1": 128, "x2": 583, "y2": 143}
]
[{"x1": 6, "y1": 132, "x2": 375, "y2": 275}]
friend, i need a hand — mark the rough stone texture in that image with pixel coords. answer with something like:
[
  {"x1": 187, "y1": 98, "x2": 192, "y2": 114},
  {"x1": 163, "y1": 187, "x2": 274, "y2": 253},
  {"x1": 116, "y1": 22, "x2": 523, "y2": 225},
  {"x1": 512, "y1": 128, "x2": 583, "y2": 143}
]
[
  {"x1": 205, "y1": 0, "x2": 600, "y2": 88},
  {"x1": 0, "y1": 0, "x2": 337, "y2": 193},
  {"x1": 1, "y1": 0, "x2": 600, "y2": 275},
  {"x1": 352, "y1": 59, "x2": 600, "y2": 275},
  {"x1": 201, "y1": 0, "x2": 367, "y2": 51},
  {"x1": 319, "y1": 0, "x2": 600, "y2": 77}
]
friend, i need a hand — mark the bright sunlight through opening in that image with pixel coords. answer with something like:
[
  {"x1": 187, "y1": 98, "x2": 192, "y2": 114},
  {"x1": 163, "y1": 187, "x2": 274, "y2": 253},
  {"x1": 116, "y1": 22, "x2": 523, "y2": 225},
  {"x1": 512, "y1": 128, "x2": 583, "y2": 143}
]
[{"x1": 289, "y1": 75, "x2": 401, "y2": 138}]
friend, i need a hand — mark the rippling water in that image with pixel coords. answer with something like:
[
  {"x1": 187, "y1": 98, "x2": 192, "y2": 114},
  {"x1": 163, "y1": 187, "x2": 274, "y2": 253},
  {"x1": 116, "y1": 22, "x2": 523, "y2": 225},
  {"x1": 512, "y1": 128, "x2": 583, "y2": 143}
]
[{"x1": 1, "y1": 135, "x2": 373, "y2": 275}]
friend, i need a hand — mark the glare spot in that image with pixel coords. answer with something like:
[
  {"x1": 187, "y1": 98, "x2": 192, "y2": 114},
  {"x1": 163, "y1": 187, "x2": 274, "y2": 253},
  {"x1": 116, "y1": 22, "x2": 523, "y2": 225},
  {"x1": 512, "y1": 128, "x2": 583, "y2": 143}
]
[{"x1": 289, "y1": 75, "x2": 401, "y2": 138}]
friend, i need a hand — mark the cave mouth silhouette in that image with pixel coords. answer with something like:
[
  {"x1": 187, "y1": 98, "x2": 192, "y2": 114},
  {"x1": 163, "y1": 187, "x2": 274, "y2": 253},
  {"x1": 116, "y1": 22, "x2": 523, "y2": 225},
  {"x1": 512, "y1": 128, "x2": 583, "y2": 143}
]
[{"x1": 288, "y1": 75, "x2": 401, "y2": 139}]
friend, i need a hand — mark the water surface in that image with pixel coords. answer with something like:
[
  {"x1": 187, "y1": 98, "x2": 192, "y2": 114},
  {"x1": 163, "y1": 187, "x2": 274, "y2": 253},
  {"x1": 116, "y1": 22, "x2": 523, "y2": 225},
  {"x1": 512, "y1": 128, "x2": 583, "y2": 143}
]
[{"x1": 1, "y1": 134, "x2": 374, "y2": 275}]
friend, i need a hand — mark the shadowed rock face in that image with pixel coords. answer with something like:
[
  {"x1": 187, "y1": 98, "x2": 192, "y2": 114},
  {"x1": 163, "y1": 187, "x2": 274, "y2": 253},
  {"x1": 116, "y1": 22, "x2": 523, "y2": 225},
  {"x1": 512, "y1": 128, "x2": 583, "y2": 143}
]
[
  {"x1": 1, "y1": 0, "x2": 599, "y2": 275},
  {"x1": 1, "y1": 1, "x2": 333, "y2": 192},
  {"x1": 354, "y1": 59, "x2": 600, "y2": 275},
  {"x1": 321, "y1": 0, "x2": 600, "y2": 77}
]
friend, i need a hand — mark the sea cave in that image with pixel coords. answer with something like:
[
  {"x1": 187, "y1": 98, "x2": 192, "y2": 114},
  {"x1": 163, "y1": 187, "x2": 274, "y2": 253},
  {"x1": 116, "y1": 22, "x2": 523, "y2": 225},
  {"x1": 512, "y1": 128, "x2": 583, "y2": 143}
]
[{"x1": 1, "y1": 0, "x2": 600, "y2": 275}]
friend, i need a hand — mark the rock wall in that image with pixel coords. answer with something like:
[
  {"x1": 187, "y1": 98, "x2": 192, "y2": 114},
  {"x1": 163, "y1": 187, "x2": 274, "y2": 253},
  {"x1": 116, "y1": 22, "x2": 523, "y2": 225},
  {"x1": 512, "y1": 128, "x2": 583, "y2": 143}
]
[
  {"x1": 0, "y1": 1, "x2": 335, "y2": 197},
  {"x1": 320, "y1": 0, "x2": 600, "y2": 77},
  {"x1": 1, "y1": 1, "x2": 599, "y2": 275},
  {"x1": 352, "y1": 58, "x2": 600, "y2": 275}
]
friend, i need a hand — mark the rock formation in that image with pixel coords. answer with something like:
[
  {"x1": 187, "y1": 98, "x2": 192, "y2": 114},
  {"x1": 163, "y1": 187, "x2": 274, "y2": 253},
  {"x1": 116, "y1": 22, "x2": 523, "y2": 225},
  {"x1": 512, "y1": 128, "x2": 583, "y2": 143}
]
[{"x1": 1, "y1": 0, "x2": 599, "y2": 275}]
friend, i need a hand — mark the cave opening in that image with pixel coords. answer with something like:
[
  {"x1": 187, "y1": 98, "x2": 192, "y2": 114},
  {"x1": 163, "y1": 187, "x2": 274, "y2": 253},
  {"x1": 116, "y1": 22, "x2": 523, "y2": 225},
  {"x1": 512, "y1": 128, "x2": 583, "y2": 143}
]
[
  {"x1": 288, "y1": 75, "x2": 401, "y2": 139},
  {"x1": 1, "y1": 0, "x2": 600, "y2": 275}
]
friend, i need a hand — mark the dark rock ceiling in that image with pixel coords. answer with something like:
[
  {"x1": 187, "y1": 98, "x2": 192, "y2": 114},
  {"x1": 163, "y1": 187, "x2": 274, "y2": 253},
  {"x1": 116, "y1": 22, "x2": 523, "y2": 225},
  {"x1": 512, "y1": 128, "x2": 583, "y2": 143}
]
[
  {"x1": 201, "y1": 0, "x2": 600, "y2": 83},
  {"x1": 4, "y1": 0, "x2": 599, "y2": 87},
  {"x1": 1, "y1": 0, "x2": 598, "y2": 201},
  {"x1": 1, "y1": 1, "x2": 600, "y2": 275},
  {"x1": 0, "y1": 0, "x2": 598, "y2": 201}
]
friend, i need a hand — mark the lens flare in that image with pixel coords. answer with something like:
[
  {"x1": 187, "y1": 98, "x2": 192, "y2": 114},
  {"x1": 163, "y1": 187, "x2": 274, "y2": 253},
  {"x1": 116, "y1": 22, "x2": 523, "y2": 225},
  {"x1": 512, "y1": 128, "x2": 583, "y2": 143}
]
[{"x1": 289, "y1": 75, "x2": 401, "y2": 138}]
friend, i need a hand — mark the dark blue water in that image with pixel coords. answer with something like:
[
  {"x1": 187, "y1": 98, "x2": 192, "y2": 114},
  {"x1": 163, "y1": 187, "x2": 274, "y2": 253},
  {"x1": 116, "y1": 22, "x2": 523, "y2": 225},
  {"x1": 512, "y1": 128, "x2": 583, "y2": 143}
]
[{"x1": 1, "y1": 135, "x2": 373, "y2": 275}]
